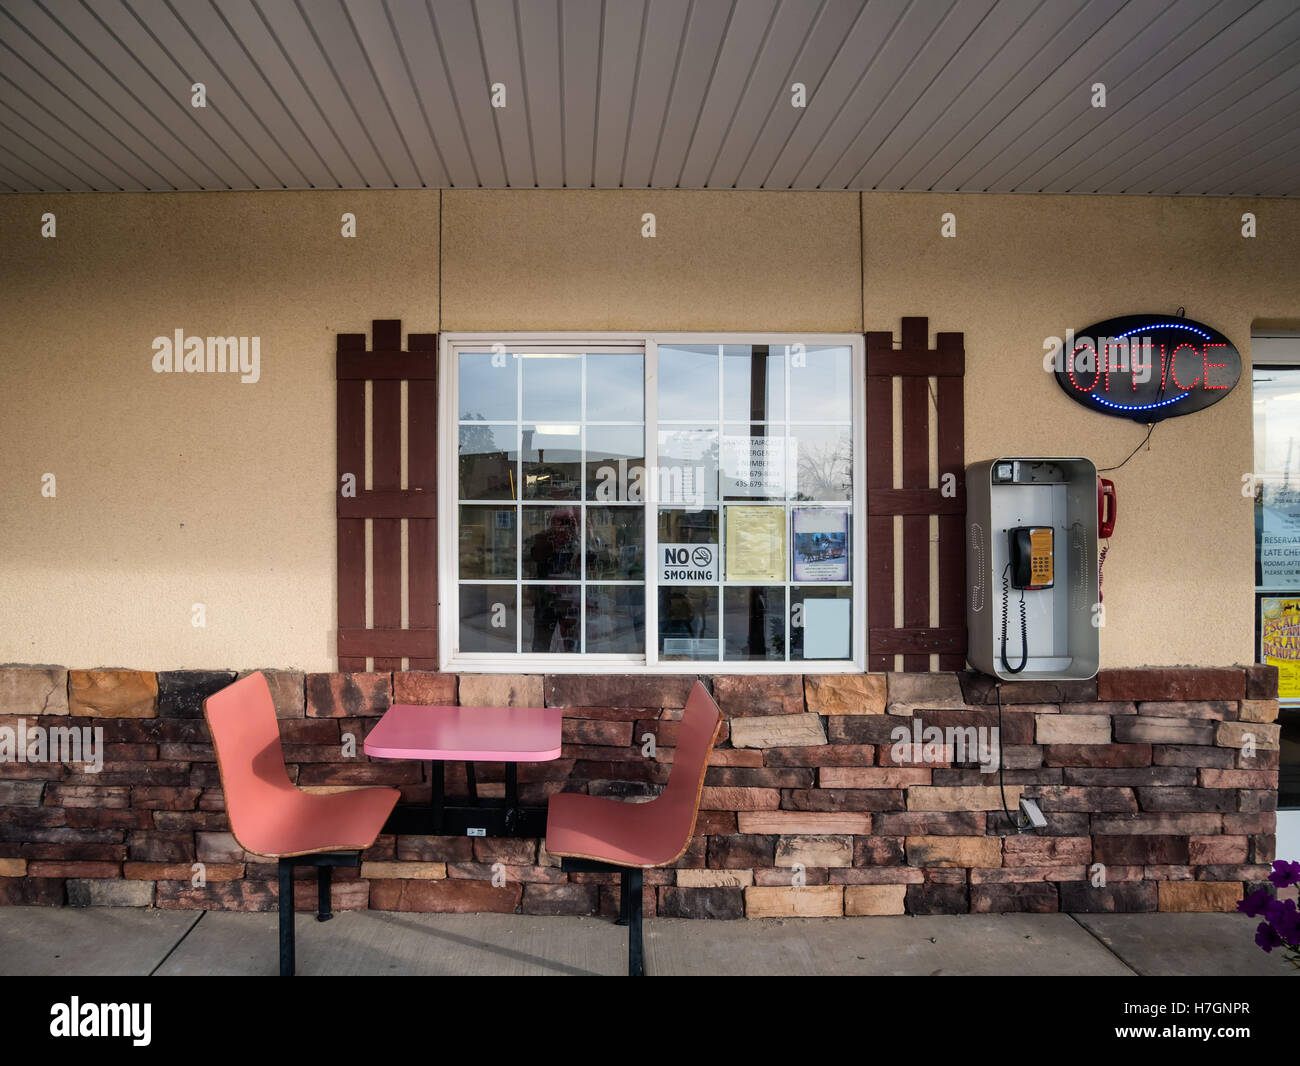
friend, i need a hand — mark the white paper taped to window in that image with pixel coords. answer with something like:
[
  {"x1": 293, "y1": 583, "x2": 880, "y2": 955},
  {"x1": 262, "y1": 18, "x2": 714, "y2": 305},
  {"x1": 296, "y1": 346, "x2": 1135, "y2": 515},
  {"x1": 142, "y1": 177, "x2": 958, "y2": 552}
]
[{"x1": 803, "y1": 599, "x2": 850, "y2": 659}]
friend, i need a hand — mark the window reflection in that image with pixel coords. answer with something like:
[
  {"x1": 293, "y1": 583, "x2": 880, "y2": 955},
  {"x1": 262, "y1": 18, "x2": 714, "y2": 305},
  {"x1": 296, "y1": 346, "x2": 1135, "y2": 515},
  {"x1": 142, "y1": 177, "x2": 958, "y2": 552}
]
[
  {"x1": 659, "y1": 345, "x2": 718, "y2": 421},
  {"x1": 586, "y1": 353, "x2": 644, "y2": 421},
  {"x1": 459, "y1": 585, "x2": 516, "y2": 652},
  {"x1": 586, "y1": 426, "x2": 645, "y2": 501},
  {"x1": 459, "y1": 424, "x2": 517, "y2": 500},
  {"x1": 724, "y1": 586, "x2": 786, "y2": 661},
  {"x1": 793, "y1": 426, "x2": 851, "y2": 500},
  {"x1": 522, "y1": 354, "x2": 581, "y2": 421},
  {"x1": 458, "y1": 351, "x2": 516, "y2": 421},
  {"x1": 789, "y1": 346, "x2": 851, "y2": 421},
  {"x1": 658, "y1": 507, "x2": 719, "y2": 544},
  {"x1": 587, "y1": 585, "x2": 644, "y2": 653},
  {"x1": 458, "y1": 505, "x2": 517, "y2": 579},
  {"x1": 1254, "y1": 367, "x2": 1300, "y2": 589},
  {"x1": 723, "y1": 345, "x2": 784, "y2": 421},
  {"x1": 659, "y1": 586, "x2": 719, "y2": 661},
  {"x1": 587, "y1": 507, "x2": 644, "y2": 580},
  {"x1": 522, "y1": 506, "x2": 581, "y2": 580},
  {"x1": 522, "y1": 585, "x2": 580, "y2": 653},
  {"x1": 522, "y1": 424, "x2": 581, "y2": 500}
]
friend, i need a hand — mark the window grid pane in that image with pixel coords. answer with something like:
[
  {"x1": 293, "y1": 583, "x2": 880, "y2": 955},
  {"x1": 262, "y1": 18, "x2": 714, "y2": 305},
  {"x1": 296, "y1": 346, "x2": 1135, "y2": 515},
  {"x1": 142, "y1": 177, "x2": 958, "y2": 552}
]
[
  {"x1": 457, "y1": 350, "x2": 646, "y2": 656},
  {"x1": 455, "y1": 340, "x2": 857, "y2": 665},
  {"x1": 657, "y1": 345, "x2": 854, "y2": 664}
]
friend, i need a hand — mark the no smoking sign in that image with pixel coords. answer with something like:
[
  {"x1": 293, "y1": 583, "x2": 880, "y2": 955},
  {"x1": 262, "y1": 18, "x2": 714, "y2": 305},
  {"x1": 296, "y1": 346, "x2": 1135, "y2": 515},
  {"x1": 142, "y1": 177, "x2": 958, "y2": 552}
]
[{"x1": 661, "y1": 543, "x2": 718, "y2": 582}]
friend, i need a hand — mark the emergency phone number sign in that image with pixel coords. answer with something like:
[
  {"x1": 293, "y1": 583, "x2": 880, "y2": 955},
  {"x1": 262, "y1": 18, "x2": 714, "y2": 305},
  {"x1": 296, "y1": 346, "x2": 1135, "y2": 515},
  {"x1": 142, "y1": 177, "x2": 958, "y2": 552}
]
[{"x1": 661, "y1": 544, "x2": 718, "y2": 582}]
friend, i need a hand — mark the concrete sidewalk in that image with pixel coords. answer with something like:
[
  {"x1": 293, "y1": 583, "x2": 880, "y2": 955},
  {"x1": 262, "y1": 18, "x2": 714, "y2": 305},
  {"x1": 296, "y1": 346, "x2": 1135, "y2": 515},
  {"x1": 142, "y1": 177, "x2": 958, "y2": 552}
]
[{"x1": 1, "y1": 906, "x2": 1296, "y2": 977}]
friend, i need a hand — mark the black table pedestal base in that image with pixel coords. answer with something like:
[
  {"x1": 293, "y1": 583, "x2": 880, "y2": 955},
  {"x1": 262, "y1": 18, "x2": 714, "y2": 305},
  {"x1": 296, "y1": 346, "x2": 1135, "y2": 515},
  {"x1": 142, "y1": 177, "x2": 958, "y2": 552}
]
[
  {"x1": 380, "y1": 801, "x2": 547, "y2": 838},
  {"x1": 381, "y1": 759, "x2": 542, "y2": 838}
]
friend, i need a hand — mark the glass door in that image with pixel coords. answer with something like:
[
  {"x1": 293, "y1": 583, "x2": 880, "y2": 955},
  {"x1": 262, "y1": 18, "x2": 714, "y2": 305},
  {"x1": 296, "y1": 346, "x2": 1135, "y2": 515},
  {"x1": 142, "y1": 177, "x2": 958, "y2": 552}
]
[{"x1": 1252, "y1": 340, "x2": 1300, "y2": 864}]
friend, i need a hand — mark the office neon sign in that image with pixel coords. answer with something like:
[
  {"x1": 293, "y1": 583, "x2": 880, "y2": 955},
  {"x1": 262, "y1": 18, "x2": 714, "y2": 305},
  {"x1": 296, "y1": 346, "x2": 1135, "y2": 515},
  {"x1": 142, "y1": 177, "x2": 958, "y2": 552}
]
[{"x1": 1052, "y1": 314, "x2": 1240, "y2": 423}]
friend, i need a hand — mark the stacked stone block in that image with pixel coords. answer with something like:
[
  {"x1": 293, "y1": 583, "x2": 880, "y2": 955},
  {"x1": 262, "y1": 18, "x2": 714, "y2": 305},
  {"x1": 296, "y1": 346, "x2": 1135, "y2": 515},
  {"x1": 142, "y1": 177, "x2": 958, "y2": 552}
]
[{"x1": 0, "y1": 663, "x2": 1280, "y2": 917}]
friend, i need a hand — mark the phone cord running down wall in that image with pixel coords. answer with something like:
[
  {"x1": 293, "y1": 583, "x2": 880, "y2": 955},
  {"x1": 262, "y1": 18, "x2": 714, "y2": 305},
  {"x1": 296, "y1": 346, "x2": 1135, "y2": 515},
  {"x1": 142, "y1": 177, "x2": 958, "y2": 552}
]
[{"x1": 1000, "y1": 564, "x2": 1029, "y2": 674}]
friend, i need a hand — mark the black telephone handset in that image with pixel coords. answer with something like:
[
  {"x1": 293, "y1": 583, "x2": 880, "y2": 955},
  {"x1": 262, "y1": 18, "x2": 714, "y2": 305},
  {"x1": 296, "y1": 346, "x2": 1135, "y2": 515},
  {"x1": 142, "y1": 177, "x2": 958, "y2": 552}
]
[
  {"x1": 1003, "y1": 526, "x2": 1054, "y2": 673},
  {"x1": 1009, "y1": 527, "x2": 1054, "y2": 591}
]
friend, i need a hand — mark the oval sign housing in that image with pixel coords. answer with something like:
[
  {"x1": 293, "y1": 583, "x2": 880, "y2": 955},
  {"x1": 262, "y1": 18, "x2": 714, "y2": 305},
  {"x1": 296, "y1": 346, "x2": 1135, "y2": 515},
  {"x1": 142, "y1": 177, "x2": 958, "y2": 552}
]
[{"x1": 1054, "y1": 314, "x2": 1240, "y2": 423}]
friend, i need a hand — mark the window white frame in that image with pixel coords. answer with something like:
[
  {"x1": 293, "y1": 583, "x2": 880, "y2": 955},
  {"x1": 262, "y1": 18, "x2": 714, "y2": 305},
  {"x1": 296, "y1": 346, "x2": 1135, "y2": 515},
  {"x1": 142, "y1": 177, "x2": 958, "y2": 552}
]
[{"x1": 438, "y1": 332, "x2": 867, "y2": 673}]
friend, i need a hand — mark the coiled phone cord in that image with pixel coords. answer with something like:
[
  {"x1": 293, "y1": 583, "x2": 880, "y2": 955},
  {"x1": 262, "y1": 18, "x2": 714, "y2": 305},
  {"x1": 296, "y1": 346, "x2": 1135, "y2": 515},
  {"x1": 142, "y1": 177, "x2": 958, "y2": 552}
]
[{"x1": 1000, "y1": 564, "x2": 1028, "y2": 674}]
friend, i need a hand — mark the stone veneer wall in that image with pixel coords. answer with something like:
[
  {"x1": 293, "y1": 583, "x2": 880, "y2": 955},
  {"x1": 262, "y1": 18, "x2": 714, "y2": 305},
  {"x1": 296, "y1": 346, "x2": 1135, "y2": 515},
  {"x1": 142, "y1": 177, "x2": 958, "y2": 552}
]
[{"x1": 0, "y1": 666, "x2": 1282, "y2": 918}]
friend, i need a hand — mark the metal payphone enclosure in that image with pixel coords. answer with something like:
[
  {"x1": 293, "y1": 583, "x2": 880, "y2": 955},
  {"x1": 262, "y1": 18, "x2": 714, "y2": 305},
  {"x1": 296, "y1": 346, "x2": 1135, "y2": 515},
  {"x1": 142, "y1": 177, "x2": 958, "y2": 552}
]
[{"x1": 966, "y1": 458, "x2": 1100, "y2": 681}]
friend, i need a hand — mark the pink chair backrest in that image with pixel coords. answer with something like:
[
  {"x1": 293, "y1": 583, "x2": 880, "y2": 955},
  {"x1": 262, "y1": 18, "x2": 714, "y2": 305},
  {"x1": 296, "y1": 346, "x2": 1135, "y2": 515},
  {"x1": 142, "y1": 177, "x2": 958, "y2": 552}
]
[
  {"x1": 655, "y1": 681, "x2": 723, "y2": 856},
  {"x1": 203, "y1": 672, "x2": 298, "y2": 851}
]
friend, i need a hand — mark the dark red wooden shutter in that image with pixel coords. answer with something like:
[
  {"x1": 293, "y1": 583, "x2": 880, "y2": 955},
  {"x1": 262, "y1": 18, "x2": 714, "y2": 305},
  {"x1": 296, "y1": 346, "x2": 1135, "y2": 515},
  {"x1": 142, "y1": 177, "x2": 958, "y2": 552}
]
[
  {"x1": 336, "y1": 320, "x2": 439, "y2": 670},
  {"x1": 865, "y1": 317, "x2": 966, "y2": 672}
]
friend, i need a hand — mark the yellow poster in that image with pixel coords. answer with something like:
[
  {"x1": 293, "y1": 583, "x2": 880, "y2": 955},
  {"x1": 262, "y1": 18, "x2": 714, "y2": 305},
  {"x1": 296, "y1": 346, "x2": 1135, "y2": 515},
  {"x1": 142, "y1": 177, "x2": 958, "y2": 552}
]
[
  {"x1": 1260, "y1": 597, "x2": 1300, "y2": 701},
  {"x1": 725, "y1": 505, "x2": 786, "y2": 582}
]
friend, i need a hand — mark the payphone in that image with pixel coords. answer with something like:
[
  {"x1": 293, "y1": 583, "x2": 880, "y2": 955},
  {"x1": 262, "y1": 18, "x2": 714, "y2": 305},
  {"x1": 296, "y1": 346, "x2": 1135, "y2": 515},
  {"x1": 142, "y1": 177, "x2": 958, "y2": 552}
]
[{"x1": 966, "y1": 458, "x2": 1106, "y2": 681}]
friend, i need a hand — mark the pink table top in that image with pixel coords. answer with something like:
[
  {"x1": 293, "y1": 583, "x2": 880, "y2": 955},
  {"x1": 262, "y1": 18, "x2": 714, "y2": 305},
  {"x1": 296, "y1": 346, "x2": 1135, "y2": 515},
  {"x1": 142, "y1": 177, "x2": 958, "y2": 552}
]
[{"x1": 363, "y1": 704, "x2": 563, "y2": 762}]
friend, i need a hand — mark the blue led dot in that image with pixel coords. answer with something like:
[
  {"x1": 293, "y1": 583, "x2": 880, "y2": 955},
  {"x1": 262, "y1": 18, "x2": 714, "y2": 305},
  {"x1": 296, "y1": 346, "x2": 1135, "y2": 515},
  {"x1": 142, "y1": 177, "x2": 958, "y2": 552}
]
[{"x1": 1090, "y1": 391, "x2": 1190, "y2": 411}]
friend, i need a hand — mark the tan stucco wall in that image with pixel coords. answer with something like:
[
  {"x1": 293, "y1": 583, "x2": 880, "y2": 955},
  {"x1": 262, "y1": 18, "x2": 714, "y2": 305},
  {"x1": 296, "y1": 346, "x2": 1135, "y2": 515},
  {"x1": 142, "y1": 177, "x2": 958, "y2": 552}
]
[
  {"x1": 441, "y1": 190, "x2": 863, "y2": 331},
  {"x1": 1, "y1": 189, "x2": 1296, "y2": 669},
  {"x1": 0, "y1": 191, "x2": 438, "y2": 671}
]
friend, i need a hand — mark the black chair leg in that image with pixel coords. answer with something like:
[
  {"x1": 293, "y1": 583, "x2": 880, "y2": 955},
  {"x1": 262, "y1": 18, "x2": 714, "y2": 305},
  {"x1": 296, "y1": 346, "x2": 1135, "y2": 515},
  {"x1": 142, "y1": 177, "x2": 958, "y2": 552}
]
[
  {"x1": 278, "y1": 859, "x2": 295, "y2": 977},
  {"x1": 317, "y1": 864, "x2": 333, "y2": 922},
  {"x1": 615, "y1": 869, "x2": 629, "y2": 926},
  {"x1": 559, "y1": 858, "x2": 647, "y2": 976},
  {"x1": 626, "y1": 868, "x2": 644, "y2": 977}
]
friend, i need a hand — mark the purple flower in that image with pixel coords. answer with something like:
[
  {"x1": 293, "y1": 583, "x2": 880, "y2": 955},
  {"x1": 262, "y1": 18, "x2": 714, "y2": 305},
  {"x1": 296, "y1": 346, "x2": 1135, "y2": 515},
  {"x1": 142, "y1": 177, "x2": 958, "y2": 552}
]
[
  {"x1": 1275, "y1": 909, "x2": 1300, "y2": 947},
  {"x1": 1240, "y1": 887, "x2": 1273, "y2": 918},
  {"x1": 1269, "y1": 859, "x2": 1300, "y2": 889},
  {"x1": 1263, "y1": 897, "x2": 1293, "y2": 925},
  {"x1": 1256, "y1": 922, "x2": 1284, "y2": 953}
]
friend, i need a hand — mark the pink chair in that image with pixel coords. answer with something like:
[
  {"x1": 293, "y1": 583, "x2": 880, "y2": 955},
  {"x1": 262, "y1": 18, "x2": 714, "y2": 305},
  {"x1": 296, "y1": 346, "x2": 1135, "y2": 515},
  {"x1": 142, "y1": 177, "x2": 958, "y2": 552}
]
[
  {"x1": 545, "y1": 681, "x2": 722, "y2": 975},
  {"x1": 204, "y1": 672, "x2": 399, "y2": 976}
]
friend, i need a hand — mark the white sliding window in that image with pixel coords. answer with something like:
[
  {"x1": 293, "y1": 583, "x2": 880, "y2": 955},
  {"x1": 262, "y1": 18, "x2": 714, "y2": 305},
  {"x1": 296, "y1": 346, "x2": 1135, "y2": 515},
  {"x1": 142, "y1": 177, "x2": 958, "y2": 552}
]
[{"x1": 439, "y1": 334, "x2": 866, "y2": 674}]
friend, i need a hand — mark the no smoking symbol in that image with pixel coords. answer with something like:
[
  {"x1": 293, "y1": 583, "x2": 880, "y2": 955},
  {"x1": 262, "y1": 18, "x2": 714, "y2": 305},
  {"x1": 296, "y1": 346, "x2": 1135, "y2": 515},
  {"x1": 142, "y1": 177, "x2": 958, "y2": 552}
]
[{"x1": 692, "y1": 547, "x2": 712, "y2": 567}]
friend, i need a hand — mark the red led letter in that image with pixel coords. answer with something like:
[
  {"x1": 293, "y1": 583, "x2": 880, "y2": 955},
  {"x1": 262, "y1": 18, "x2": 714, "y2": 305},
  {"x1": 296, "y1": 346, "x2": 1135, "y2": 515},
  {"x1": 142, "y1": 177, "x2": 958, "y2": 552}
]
[
  {"x1": 1101, "y1": 340, "x2": 1119, "y2": 391},
  {"x1": 1068, "y1": 343, "x2": 1097, "y2": 393},
  {"x1": 1203, "y1": 343, "x2": 1230, "y2": 388},
  {"x1": 1168, "y1": 343, "x2": 1201, "y2": 391}
]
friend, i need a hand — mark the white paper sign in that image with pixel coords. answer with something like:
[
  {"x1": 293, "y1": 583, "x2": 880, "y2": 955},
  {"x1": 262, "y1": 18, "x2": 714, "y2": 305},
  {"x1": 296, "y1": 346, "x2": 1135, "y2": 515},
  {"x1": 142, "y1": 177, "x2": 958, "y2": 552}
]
[
  {"x1": 660, "y1": 543, "x2": 718, "y2": 582},
  {"x1": 803, "y1": 599, "x2": 851, "y2": 659},
  {"x1": 721, "y1": 435, "x2": 789, "y2": 497},
  {"x1": 1261, "y1": 482, "x2": 1300, "y2": 588}
]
